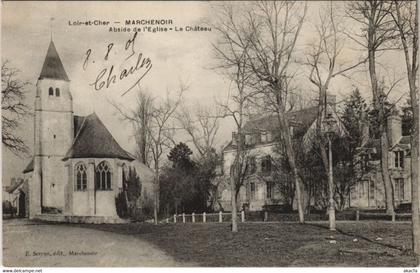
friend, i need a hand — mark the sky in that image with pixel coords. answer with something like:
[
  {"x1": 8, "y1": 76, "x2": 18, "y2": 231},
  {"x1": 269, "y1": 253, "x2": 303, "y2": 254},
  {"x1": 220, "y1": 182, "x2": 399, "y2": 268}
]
[{"x1": 1, "y1": 1, "x2": 410, "y2": 186}]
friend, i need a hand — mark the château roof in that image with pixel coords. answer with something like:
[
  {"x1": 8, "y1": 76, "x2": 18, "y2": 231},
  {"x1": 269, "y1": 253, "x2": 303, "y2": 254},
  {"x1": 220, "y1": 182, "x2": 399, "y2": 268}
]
[
  {"x1": 39, "y1": 41, "x2": 69, "y2": 81},
  {"x1": 63, "y1": 113, "x2": 135, "y2": 161}
]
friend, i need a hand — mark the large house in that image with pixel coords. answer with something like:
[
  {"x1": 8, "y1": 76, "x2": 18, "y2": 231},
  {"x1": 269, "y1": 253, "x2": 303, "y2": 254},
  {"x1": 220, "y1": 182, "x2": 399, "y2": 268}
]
[
  {"x1": 213, "y1": 102, "x2": 324, "y2": 211},
  {"x1": 350, "y1": 112, "x2": 413, "y2": 209},
  {"x1": 21, "y1": 40, "x2": 154, "y2": 223},
  {"x1": 214, "y1": 98, "x2": 415, "y2": 212}
]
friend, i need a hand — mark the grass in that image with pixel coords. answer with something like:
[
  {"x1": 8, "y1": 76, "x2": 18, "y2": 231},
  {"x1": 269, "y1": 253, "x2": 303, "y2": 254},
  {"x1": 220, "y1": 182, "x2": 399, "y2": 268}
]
[{"x1": 73, "y1": 221, "x2": 418, "y2": 267}]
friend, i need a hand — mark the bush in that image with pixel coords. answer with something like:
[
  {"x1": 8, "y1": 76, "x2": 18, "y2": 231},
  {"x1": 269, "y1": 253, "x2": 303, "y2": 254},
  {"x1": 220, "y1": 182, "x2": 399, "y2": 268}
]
[{"x1": 2, "y1": 201, "x2": 14, "y2": 214}]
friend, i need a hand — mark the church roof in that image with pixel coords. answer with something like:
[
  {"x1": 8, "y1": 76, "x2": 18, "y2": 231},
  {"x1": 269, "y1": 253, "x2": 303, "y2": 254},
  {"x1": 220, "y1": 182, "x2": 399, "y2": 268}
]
[
  {"x1": 39, "y1": 41, "x2": 69, "y2": 81},
  {"x1": 23, "y1": 114, "x2": 135, "y2": 172},
  {"x1": 63, "y1": 113, "x2": 135, "y2": 161}
]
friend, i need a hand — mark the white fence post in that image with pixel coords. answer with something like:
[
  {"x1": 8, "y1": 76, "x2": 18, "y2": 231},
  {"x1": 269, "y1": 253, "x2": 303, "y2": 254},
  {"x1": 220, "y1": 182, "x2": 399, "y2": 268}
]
[
  {"x1": 356, "y1": 210, "x2": 359, "y2": 221},
  {"x1": 241, "y1": 210, "x2": 245, "y2": 223},
  {"x1": 174, "y1": 214, "x2": 177, "y2": 223},
  {"x1": 182, "y1": 213, "x2": 186, "y2": 223},
  {"x1": 192, "y1": 212, "x2": 195, "y2": 223},
  {"x1": 166, "y1": 218, "x2": 169, "y2": 223},
  {"x1": 219, "y1": 211, "x2": 223, "y2": 222},
  {"x1": 203, "y1": 212, "x2": 206, "y2": 223}
]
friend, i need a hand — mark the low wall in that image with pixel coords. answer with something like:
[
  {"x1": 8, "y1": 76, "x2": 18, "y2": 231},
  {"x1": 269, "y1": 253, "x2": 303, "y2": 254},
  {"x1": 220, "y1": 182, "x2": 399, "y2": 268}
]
[{"x1": 33, "y1": 214, "x2": 129, "y2": 224}]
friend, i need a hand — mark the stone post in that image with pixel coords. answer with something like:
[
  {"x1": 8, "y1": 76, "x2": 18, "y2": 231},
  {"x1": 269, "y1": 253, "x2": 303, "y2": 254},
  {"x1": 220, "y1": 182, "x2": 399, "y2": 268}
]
[
  {"x1": 391, "y1": 210, "x2": 396, "y2": 222},
  {"x1": 203, "y1": 212, "x2": 206, "y2": 223},
  {"x1": 219, "y1": 211, "x2": 223, "y2": 222},
  {"x1": 174, "y1": 214, "x2": 177, "y2": 223},
  {"x1": 166, "y1": 218, "x2": 169, "y2": 223},
  {"x1": 241, "y1": 210, "x2": 245, "y2": 223},
  {"x1": 192, "y1": 212, "x2": 195, "y2": 223},
  {"x1": 356, "y1": 210, "x2": 360, "y2": 221},
  {"x1": 264, "y1": 211, "x2": 268, "y2": 222},
  {"x1": 182, "y1": 213, "x2": 185, "y2": 223}
]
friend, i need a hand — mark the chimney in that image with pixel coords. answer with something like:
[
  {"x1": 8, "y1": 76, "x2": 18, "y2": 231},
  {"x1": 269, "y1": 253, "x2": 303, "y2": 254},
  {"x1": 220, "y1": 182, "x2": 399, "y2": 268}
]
[
  {"x1": 387, "y1": 112, "x2": 402, "y2": 146},
  {"x1": 232, "y1": 132, "x2": 237, "y2": 146},
  {"x1": 326, "y1": 93, "x2": 336, "y2": 111}
]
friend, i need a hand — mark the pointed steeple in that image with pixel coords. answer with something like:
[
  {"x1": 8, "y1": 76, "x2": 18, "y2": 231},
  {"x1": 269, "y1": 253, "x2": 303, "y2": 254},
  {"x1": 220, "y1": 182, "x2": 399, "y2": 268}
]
[{"x1": 39, "y1": 41, "x2": 69, "y2": 81}]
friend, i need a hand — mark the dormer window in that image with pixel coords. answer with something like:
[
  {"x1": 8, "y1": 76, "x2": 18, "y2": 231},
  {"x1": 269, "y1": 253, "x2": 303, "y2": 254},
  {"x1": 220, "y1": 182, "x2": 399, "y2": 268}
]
[
  {"x1": 394, "y1": 151, "x2": 404, "y2": 168},
  {"x1": 55, "y1": 88, "x2": 60, "y2": 97},
  {"x1": 261, "y1": 131, "x2": 267, "y2": 143},
  {"x1": 48, "y1": 87, "x2": 54, "y2": 96}
]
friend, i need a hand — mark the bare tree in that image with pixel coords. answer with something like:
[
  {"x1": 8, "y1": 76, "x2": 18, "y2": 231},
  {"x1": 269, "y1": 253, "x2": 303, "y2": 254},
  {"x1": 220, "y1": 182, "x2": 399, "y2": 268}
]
[
  {"x1": 112, "y1": 85, "x2": 186, "y2": 224},
  {"x1": 304, "y1": 3, "x2": 365, "y2": 230},
  {"x1": 389, "y1": 0, "x2": 419, "y2": 256},
  {"x1": 243, "y1": 1, "x2": 308, "y2": 223},
  {"x1": 347, "y1": 0, "x2": 397, "y2": 215},
  {"x1": 1, "y1": 61, "x2": 30, "y2": 156},
  {"x1": 177, "y1": 101, "x2": 222, "y2": 159},
  {"x1": 211, "y1": 2, "x2": 256, "y2": 231}
]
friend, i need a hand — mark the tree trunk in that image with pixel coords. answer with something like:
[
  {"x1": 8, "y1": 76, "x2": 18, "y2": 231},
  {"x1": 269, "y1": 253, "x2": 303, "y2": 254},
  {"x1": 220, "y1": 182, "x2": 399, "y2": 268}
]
[
  {"x1": 368, "y1": 45, "x2": 395, "y2": 215},
  {"x1": 327, "y1": 136, "x2": 336, "y2": 230},
  {"x1": 231, "y1": 173, "x2": 238, "y2": 232},
  {"x1": 410, "y1": 105, "x2": 420, "y2": 255}
]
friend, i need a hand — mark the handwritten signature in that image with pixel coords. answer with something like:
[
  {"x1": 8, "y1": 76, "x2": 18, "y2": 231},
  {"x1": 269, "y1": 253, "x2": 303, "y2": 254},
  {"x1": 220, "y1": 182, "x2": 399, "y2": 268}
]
[{"x1": 83, "y1": 31, "x2": 152, "y2": 97}]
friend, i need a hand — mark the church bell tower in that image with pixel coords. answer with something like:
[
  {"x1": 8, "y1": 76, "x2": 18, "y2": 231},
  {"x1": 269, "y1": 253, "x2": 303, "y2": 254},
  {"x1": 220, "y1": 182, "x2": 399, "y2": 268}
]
[{"x1": 31, "y1": 40, "x2": 74, "y2": 216}]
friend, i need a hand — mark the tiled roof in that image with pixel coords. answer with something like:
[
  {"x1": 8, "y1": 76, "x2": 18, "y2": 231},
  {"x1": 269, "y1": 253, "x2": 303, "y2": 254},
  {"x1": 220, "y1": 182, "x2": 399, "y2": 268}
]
[
  {"x1": 242, "y1": 107, "x2": 318, "y2": 136},
  {"x1": 39, "y1": 41, "x2": 69, "y2": 81},
  {"x1": 63, "y1": 113, "x2": 135, "y2": 161}
]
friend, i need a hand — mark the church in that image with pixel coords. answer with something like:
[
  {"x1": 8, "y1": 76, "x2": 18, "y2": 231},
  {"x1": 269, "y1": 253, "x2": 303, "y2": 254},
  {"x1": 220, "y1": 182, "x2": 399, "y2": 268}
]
[{"x1": 22, "y1": 40, "x2": 153, "y2": 223}]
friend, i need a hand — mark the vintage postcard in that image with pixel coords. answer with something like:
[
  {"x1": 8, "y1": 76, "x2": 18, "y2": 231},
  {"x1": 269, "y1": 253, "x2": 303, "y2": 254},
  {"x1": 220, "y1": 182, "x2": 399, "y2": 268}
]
[{"x1": 1, "y1": 0, "x2": 419, "y2": 270}]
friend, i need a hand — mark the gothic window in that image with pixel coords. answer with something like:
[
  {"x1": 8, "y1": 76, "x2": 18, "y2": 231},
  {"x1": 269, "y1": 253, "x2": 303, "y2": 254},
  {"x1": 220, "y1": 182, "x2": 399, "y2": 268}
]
[
  {"x1": 75, "y1": 163, "x2": 87, "y2": 191},
  {"x1": 394, "y1": 151, "x2": 404, "y2": 168},
  {"x1": 48, "y1": 87, "x2": 54, "y2": 96},
  {"x1": 95, "y1": 161, "x2": 112, "y2": 190},
  {"x1": 55, "y1": 88, "x2": 60, "y2": 97}
]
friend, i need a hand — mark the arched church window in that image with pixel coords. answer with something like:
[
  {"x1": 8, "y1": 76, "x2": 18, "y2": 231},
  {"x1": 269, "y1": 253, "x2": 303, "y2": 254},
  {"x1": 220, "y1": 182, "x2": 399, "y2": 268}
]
[
  {"x1": 75, "y1": 163, "x2": 87, "y2": 191},
  {"x1": 55, "y1": 88, "x2": 60, "y2": 97},
  {"x1": 48, "y1": 87, "x2": 54, "y2": 96},
  {"x1": 95, "y1": 161, "x2": 112, "y2": 190}
]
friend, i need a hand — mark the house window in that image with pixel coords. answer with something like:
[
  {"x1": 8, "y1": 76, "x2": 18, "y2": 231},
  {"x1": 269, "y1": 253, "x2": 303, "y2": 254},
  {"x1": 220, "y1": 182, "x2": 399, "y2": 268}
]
[
  {"x1": 48, "y1": 87, "x2": 54, "y2": 96},
  {"x1": 267, "y1": 182, "x2": 274, "y2": 199},
  {"x1": 261, "y1": 155, "x2": 272, "y2": 173},
  {"x1": 250, "y1": 182, "x2": 256, "y2": 199},
  {"x1": 395, "y1": 178, "x2": 405, "y2": 201},
  {"x1": 55, "y1": 88, "x2": 60, "y2": 97},
  {"x1": 75, "y1": 163, "x2": 87, "y2": 191},
  {"x1": 267, "y1": 132, "x2": 273, "y2": 142},
  {"x1": 248, "y1": 156, "x2": 256, "y2": 174},
  {"x1": 358, "y1": 180, "x2": 367, "y2": 199},
  {"x1": 394, "y1": 151, "x2": 404, "y2": 168},
  {"x1": 95, "y1": 161, "x2": 112, "y2": 190}
]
